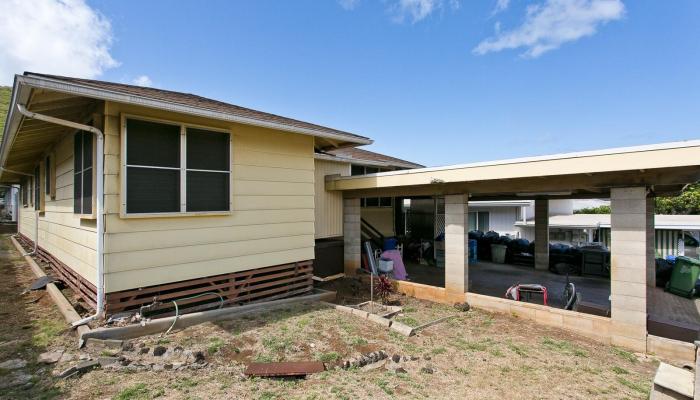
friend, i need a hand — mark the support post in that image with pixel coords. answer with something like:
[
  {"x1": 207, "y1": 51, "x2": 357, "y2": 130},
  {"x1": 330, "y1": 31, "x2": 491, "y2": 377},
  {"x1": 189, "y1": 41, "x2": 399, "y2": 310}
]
[
  {"x1": 343, "y1": 198, "x2": 361, "y2": 276},
  {"x1": 534, "y1": 199, "x2": 549, "y2": 271},
  {"x1": 610, "y1": 187, "x2": 652, "y2": 352},
  {"x1": 444, "y1": 194, "x2": 468, "y2": 301}
]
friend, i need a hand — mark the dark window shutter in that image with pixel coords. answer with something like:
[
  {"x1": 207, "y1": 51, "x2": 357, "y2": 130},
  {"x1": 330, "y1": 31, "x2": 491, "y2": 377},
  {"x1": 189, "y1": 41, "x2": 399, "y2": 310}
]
[
  {"x1": 351, "y1": 165, "x2": 365, "y2": 176},
  {"x1": 186, "y1": 171, "x2": 229, "y2": 212},
  {"x1": 45, "y1": 156, "x2": 51, "y2": 195},
  {"x1": 126, "y1": 167, "x2": 180, "y2": 213},
  {"x1": 74, "y1": 132, "x2": 82, "y2": 213},
  {"x1": 186, "y1": 128, "x2": 229, "y2": 171},
  {"x1": 126, "y1": 119, "x2": 180, "y2": 167}
]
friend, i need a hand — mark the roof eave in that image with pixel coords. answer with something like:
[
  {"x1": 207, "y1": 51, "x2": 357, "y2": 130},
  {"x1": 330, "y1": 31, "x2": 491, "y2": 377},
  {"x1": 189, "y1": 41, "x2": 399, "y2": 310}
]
[
  {"x1": 0, "y1": 76, "x2": 33, "y2": 181},
  {"x1": 18, "y1": 74, "x2": 372, "y2": 146}
]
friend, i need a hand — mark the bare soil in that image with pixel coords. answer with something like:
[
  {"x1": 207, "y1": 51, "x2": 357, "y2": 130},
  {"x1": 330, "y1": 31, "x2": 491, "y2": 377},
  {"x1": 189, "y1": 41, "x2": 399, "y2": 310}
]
[{"x1": 0, "y1": 236, "x2": 660, "y2": 399}]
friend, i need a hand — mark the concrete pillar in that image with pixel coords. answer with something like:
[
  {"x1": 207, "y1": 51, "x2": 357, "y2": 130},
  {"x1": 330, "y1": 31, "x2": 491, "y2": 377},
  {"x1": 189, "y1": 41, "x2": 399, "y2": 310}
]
[
  {"x1": 343, "y1": 198, "x2": 361, "y2": 276},
  {"x1": 610, "y1": 187, "x2": 653, "y2": 353},
  {"x1": 444, "y1": 194, "x2": 468, "y2": 300},
  {"x1": 534, "y1": 199, "x2": 549, "y2": 271}
]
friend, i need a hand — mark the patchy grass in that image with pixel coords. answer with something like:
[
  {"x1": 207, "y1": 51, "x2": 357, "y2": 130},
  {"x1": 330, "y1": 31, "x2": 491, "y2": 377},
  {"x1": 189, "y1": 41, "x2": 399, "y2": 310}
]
[
  {"x1": 612, "y1": 346, "x2": 639, "y2": 363},
  {"x1": 0, "y1": 264, "x2": 658, "y2": 400},
  {"x1": 316, "y1": 351, "x2": 340, "y2": 363},
  {"x1": 32, "y1": 318, "x2": 64, "y2": 347},
  {"x1": 112, "y1": 383, "x2": 159, "y2": 400},
  {"x1": 617, "y1": 377, "x2": 650, "y2": 395},
  {"x1": 395, "y1": 316, "x2": 419, "y2": 327},
  {"x1": 541, "y1": 337, "x2": 588, "y2": 357},
  {"x1": 207, "y1": 337, "x2": 225, "y2": 355},
  {"x1": 612, "y1": 366, "x2": 629, "y2": 375}
]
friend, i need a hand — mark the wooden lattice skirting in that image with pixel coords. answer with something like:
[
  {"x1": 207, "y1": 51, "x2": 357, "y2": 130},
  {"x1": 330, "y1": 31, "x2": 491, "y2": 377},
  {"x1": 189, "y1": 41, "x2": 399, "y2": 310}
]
[
  {"x1": 16, "y1": 234, "x2": 314, "y2": 318},
  {"x1": 18, "y1": 233, "x2": 98, "y2": 310}
]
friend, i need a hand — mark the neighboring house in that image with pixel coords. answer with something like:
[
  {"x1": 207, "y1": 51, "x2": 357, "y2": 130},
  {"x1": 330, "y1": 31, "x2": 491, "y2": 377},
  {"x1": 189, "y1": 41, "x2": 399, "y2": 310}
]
[
  {"x1": 1, "y1": 72, "x2": 387, "y2": 316},
  {"x1": 516, "y1": 213, "x2": 700, "y2": 258}
]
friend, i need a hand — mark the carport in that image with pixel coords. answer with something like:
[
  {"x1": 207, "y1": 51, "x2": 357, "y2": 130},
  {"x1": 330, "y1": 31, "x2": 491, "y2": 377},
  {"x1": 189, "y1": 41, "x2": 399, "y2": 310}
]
[{"x1": 327, "y1": 140, "x2": 700, "y2": 353}]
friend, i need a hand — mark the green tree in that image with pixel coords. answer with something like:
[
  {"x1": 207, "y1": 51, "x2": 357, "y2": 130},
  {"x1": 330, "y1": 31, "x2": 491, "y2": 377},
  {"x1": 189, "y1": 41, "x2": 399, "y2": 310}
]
[
  {"x1": 574, "y1": 205, "x2": 611, "y2": 214},
  {"x1": 655, "y1": 183, "x2": 700, "y2": 214},
  {"x1": 0, "y1": 86, "x2": 11, "y2": 139}
]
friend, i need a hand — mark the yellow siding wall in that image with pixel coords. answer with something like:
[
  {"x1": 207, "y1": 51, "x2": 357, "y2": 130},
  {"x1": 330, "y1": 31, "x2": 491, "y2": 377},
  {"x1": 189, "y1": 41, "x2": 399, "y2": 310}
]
[
  {"x1": 102, "y1": 102, "x2": 316, "y2": 292},
  {"x1": 19, "y1": 134, "x2": 98, "y2": 285},
  {"x1": 314, "y1": 159, "x2": 350, "y2": 239}
]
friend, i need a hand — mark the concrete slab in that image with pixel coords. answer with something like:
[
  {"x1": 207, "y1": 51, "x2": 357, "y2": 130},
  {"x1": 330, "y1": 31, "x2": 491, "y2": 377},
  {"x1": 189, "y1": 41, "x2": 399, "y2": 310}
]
[{"x1": 654, "y1": 362, "x2": 694, "y2": 399}]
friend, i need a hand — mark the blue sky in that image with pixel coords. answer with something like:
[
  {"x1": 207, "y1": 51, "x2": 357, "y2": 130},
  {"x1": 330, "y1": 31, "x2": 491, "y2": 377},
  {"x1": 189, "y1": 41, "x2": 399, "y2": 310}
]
[{"x1": 2, "y1": 1, "x2": 700, "y2": 167}]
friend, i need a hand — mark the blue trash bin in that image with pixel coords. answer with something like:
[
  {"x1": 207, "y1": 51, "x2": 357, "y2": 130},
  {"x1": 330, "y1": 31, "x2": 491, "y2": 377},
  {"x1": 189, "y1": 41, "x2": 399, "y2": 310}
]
[{"x1": 469, "y1": 239, "x2": 478, "y2": 264}]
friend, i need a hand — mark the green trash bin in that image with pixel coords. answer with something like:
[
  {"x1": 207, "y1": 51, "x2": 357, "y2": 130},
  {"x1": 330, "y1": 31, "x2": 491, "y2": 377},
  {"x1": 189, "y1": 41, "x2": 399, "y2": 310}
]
[{"x1": 666, "y1": 256, "x2": 700, "y2": 298}]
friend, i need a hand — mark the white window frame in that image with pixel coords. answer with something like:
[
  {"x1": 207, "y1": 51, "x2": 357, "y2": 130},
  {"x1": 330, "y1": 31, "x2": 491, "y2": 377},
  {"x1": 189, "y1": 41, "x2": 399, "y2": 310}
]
[
  {"x1": 468, "y1": 211, "x2": 490, "y2": 232},
  {"x1": 120, "y1": 113, "x2": 233, "y2": 218}
]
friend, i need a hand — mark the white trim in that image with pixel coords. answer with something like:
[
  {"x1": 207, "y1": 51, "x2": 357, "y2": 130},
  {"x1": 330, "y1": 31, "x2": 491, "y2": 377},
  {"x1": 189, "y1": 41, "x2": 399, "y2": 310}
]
[{"x1": 331, "y1": 139, "x2": 700, "y2": 180}]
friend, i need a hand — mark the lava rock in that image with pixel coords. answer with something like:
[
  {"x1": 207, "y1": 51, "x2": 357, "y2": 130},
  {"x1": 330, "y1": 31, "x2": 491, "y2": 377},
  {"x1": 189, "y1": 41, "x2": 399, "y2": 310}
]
[
  {"x1": 98, "y1": 357, "x2": 119, "y2": 367},
  {"x1": 391, "y1": 354, "x2": 401, "y2": 363},
  {"x1": 420, "y1": 366, "x2": 434, "y2": 374},
  {"x1": 139, "y1": 347, "x2": 150, "y2": 355},
  {"x1": 38, "y1": 350, "x2": 64, "y2": 364},
  {"x1": 0, "y1": 359, "x2": 27, "y2": 370},
  {"x1": 395, "y1": 367, "x2": 407, "y2": 374},
  {"x1": 454, "y1": 302, "x2": 471, "y2": 312},
  {"x1": 153, "y1": 346, "x2": 167, "y2": 357}
]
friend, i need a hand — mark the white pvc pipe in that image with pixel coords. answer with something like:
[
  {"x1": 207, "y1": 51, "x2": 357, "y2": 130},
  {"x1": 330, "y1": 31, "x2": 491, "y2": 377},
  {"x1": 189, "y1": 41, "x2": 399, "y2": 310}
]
[{"x1": 15, "y1": 104, "x2": 104, "y2": 326}]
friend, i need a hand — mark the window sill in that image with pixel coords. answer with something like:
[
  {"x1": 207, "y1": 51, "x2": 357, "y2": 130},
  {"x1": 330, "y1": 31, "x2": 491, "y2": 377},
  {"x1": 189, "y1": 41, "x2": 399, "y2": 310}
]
[
  {"x1": 119, "y1": 210, "x2": 232, "y2": 219},
  {"x1": 79, "y1": 214, "x2": 97, "y2": 221}
]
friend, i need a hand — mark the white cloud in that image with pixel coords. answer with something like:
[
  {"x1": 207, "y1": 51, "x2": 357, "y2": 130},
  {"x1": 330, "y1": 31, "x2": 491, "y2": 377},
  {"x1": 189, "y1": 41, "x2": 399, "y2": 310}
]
[
  {"x1": 0, "y1": 0, "x2": 118, "y2": 85},
  {"x1": 338, "y1": 0, "x2": 360, "y2": 10},
  {"x1": 390, "y1": 0, "x2": 459, "y2": 23},
  {"x1": 492, "y1": 0, "x2": 510, "y2": 15},
  {"x1": 132, "y1": 75, "x2": 153, "y2": 87},
  {"x1": 474, "y1": 0, "x2": 625, "y2": 58}
]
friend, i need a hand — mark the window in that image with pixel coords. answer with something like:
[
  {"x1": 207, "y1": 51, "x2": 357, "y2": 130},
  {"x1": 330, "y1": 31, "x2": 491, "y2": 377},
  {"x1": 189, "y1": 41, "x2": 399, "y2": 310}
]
[
  {"x1": 45, "y1": 155, "x2": 51, "y2": 195},
  {"x1": 124, "y1": 117, "x2": 231, "y2": 215},
  {"x1": 74, "y1": 131, "x2": 93, "y2": 215},
  {"x1": 22, "y1": 178, "x2": 28, "y2": 207},
  {"x1": 352, "y1": 164, "x2": 393, "y2": 208},
  {"x1": 45, "y1": 154, "x2": 56, "y2": 199},
  {"x1": 468, "y1": 211, "x2": 490, "y2": 232}
]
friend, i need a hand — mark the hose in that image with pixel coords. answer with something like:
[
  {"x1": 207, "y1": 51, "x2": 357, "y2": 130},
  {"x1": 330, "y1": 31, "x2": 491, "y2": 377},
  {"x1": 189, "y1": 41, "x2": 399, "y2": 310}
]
[{"x1": 161, "y1": 292, "x2": 225, "y2": 336}]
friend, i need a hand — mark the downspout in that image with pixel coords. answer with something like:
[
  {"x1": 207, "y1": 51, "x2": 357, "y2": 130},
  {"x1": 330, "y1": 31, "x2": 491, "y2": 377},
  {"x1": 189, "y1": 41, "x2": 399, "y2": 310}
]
[
  {"x1": 0, "y1": 168, "x2": 37, "y2": 254},
  {"x1": 15, "y1": 104, "x2": 105, "y2": 326}
]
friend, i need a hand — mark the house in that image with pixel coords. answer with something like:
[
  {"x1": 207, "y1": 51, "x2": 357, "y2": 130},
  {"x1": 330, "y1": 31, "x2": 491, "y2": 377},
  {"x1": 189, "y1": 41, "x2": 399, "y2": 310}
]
[
  {"x1": 1, "y1": 72, "x2": 412, "y2": 320},
  {"x1": 516, "y1": 213, "x2": 700, "y2": 258}
]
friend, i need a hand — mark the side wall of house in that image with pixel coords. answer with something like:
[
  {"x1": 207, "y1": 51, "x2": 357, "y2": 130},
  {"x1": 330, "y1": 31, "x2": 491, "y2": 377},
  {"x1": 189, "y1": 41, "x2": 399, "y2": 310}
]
[
  {"x1": 19, "y1": 132, "x2": 98, "y2": 285},
  {"x1": 470, "y1": 206, "x2": 520, "y2": 236},
  {"x1": 314, "y1": 159, "x2": 350, "y2": 239},
  {"x1": 102, "y1": 102, "x2": 316, "y2": 292}
]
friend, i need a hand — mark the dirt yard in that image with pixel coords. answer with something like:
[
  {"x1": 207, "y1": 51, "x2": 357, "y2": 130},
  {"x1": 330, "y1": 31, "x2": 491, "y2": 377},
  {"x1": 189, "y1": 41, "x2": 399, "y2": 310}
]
[{"x1": 0, "y1": 235, "x2": 659, "y2": 399}]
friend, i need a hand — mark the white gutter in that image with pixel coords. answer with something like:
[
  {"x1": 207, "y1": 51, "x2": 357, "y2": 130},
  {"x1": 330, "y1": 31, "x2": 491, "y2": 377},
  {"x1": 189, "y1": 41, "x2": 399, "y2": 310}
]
[{"x1": 16, "y1": 104, "x2": 105, "y2": 326}]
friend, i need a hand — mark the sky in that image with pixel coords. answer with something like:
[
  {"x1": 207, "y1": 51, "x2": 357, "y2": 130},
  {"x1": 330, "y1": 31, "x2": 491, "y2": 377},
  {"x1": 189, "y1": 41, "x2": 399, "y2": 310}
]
[{"x1": 0, "y1": 0, "x2": 699, "y2": 168}]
